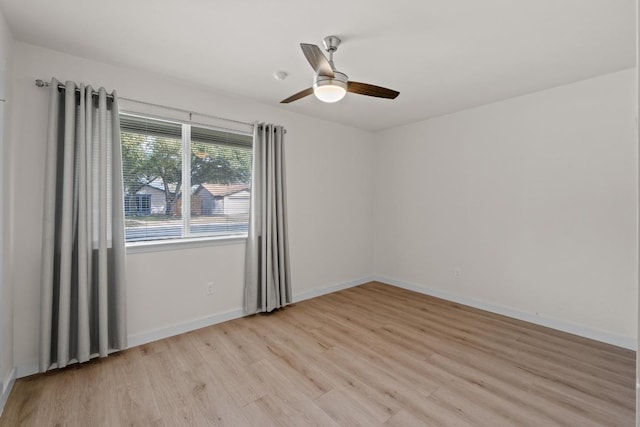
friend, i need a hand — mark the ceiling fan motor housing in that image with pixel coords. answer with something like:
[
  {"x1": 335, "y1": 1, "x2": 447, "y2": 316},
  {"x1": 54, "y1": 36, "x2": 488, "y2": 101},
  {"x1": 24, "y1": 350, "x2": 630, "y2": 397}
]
[{"x1": 314, "y1": 71, "x2": 348, "y2": 90}]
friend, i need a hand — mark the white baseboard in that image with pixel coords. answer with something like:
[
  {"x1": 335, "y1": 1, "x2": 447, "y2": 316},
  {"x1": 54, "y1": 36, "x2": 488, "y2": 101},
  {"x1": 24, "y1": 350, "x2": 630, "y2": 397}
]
[
  {"x1": 127, "y1": 275, "x2": 374, "y2": 349},
  {"x1": 374, "y1": 275, "x2": 636, "y2": 350},
  {"x1": 127, "y1": 307, "x2": 245, "y2": 349},
  {"x1": 14, "y1": 274, "x2": 633, "y2": 380},
  {"x1": 16, "y1": 276, "x2": 374, "y2": 379},
  {"x1": 293, "y1": 276, "x2": 374, "y2": 303},
  {"x1": 0, "y1": 367, "x2": 16, "y2": 416}
]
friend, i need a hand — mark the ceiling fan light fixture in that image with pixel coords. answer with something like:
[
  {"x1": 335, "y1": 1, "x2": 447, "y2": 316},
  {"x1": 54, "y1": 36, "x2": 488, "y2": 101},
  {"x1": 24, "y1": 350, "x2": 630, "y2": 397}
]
[
  {"x1": 279, "y1": 38, "x2": 399, "y2": 104},
  {"x1": 314, "y1": 84, "x2": 346, "y2": 103},
  {"x1": 313, "y1": 72, "x2": 348, "y2": 103}
]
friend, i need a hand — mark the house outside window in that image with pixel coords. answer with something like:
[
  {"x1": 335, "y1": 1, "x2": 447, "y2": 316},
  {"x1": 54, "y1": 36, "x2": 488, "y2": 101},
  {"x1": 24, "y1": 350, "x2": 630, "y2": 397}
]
[
  {"x1": 124, "y1": 193, "x2": 152, "y2": 216},
  {"x1": 120, "y1": 113, "x2": 253, "y2": 243}
]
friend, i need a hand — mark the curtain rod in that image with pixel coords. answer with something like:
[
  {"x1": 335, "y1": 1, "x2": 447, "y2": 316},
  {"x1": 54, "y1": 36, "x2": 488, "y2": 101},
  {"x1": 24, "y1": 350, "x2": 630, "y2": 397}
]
[
  {"x1": 35, "y1": 79, "x2": 115, "y2": 99},
  {"x1": 35, "y1": 79, "x2": 254, "y2": 128}
]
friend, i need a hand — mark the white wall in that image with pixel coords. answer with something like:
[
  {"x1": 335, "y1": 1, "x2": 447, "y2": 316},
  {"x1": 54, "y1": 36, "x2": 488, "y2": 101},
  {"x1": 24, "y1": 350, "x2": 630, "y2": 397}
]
[
  {"x1": 6, "y1": 40, "x2": 636, "y2": 378},
  {"x1": 0, "y1": 6, "x2": 14, "y2": 412},
  {"x1": 374, "y1": 69, "x2": 637, "y2": 347},
  {"x1": 9, "y1": 42, "x2": 375, "y2": 374}
]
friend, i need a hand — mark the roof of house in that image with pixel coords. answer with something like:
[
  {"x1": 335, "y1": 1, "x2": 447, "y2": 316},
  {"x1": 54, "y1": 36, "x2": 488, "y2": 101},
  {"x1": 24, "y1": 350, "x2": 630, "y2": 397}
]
[
  {"x1": 146, "y1": 178, "x2": 178, "y2": 194},
  {"x1": 195, "y1": 183, "x2": 250, "y2": 197}
]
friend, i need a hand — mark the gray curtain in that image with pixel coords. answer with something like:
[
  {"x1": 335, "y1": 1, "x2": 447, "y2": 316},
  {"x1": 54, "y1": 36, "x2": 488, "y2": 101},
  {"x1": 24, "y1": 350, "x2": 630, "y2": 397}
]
[
  {"x1": 244, "y1": 123, "x2": 291, "y2": 314},
  {"x1": 40, "y1": 79, "x2": 127, "y2": 372}
]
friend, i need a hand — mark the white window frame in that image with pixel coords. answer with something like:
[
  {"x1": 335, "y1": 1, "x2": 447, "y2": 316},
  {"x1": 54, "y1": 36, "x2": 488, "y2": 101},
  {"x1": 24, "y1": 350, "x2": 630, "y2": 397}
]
[{"x1": 120, "y1": 112, "x2": 253, "y2": 252}]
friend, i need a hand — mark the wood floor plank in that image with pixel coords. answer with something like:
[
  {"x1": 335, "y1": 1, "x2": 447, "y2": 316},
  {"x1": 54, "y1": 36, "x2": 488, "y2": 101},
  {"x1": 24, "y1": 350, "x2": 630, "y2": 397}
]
[
  {"x1": 367, "y1": 282, "x2": 635, "y2": 364},
  {"x1": 143, "y1": 350, "x2": 215, "y2": 427},
  {"x1": 429, "y1": 384, "x2": 526, "y2": 427},
  {"x1": 354, "y1": 291, "x2": 635, "y2": 410},
  {"x1": 176, "y1": 365, "x2": 253, "y2": 427},
  {"x1": 214, "y1": 320, "x2": 271, "y2": 365},
  {"x1": 384, "y1": 389, "x2": 478, "y2": 427},
  {"x1": 247, "y1": 359, "x2": 340, "y2": 426},
  {"x1": 384, "y1": 409, "x2": 428, "y2": 427},
  {"x1": 0, "y1": 282, "x2": 635, "y2": 426},
  {"x1": 314, "y1": 388, "x2": 385, "y2": 427},
  {"x1": 303, "y1": 349, "x2": 403, "y2": 423},
  {"x1": 240, "y1": 320, "x2": 334, "y2": 397},
  {"x1": 529, "y1": 377, "x2": 636, "y2": 425},
  {"x1": 427, "y1": 353, "x2": 605, "y2": 427},
  {"x1": 242, "y1": 395, "x2": 301, "y2": 427},
  {"x1": 189, "y1": 328, "x2": 267, "y2": 408}
]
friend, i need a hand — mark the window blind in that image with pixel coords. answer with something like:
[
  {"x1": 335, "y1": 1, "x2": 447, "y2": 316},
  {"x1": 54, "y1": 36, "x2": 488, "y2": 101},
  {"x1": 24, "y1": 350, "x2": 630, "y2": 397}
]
[{"x1": 121, "y1": 114, "x2": 252, "y2": 148}]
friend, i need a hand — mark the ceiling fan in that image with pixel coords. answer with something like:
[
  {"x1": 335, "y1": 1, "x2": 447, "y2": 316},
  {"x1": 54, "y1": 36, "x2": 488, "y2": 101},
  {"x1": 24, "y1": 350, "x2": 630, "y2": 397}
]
[{"x1": 281, "y1": 36, "x2": 400, "y2": 104}]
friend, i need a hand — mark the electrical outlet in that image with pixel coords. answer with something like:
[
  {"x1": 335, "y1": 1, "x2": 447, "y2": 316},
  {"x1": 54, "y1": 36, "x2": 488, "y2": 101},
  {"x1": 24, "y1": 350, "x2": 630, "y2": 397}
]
[{"x1": 206, "y1": 282, "x2": 215, "y2": 295}]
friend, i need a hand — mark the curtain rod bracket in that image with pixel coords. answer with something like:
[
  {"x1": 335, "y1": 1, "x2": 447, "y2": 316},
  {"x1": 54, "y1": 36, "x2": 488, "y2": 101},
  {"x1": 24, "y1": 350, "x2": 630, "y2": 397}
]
[{"x1": 35, "y1": 79, "x2": 49, "y2": 88}]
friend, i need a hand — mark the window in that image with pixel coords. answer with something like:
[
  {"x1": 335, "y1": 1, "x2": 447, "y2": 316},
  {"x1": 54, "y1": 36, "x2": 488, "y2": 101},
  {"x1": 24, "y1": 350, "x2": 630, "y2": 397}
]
[
  {"x1": 120, "y1": 114, "x2": 253, "y2": 243},
  {"x1": 124, "y1": 193, "x2": 151, "y2": 216}
]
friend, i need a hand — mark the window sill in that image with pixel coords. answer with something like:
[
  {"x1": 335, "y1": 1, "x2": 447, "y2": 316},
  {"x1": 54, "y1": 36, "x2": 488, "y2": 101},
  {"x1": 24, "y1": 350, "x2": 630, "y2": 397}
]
[{"x1": 126, "y1": 234, "x2": 247, "y2": 254}]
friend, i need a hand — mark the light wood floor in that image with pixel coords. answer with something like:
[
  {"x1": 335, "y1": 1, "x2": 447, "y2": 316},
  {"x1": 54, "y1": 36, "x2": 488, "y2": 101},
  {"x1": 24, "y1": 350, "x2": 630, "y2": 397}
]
[{"x1": 0, "y1": 282, "x2": 635, "y2": 426}]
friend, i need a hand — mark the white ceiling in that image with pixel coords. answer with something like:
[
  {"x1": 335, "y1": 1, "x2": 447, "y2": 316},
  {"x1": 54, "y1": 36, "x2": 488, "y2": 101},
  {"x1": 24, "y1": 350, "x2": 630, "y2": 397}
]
[{"x1": 0, "y1": 0, "x2": 635, "y2": 131}]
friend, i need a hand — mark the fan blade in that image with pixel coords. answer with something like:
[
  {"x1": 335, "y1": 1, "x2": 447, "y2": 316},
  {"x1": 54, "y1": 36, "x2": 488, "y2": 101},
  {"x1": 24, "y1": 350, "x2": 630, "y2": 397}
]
[
  {"x1": 280, "y1": 87, "x2": 314, "y2": 104},
  {"x1": 347, "y1": 81, "x2": 399, "y2": 99},
  {"x1": 300, "y1": 43, "x2": 334, "y2": 77}
]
